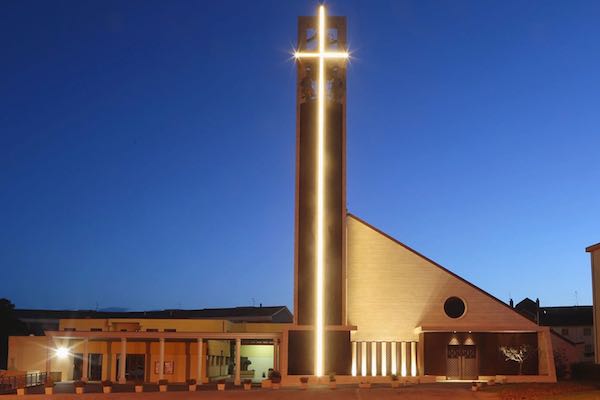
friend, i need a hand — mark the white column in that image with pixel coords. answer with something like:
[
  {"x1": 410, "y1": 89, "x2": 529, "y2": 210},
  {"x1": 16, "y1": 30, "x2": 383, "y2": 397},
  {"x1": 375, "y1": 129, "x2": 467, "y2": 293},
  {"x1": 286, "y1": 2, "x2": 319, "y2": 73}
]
[
  {"x1": 197, "y1": 338, "x2": 203, "y2": 385},
  {"x1": 81, "y1": 339, "x2": 89, "y2": 382},
  {"x1": 401, "y1": 342, "x2": 407, "y2": 377},
  {"x1": 119, "y1": 338, "x2": 127, "y2": 383},
  {"x1": 45, "y1": 337, "x2": 52, "y2": 376},
  {"x1": 274, "y1": 340, "x2": 280, "y2": 370},
  {"x1": 381, "y1": 342, "x2": 387, "y2": 376},
  {"x1": 159, "y1": 338, "x2": 165, "y2": 381},
  {"x1": 391, "y1": 342, "x2": 397, "y2": 376},
  {"x1": 371, "y1": 342, "x2": 377, "y2": 376},
  {"x1": 351, "y1": 342, "x2": 357, "y2": 376},
  {"x1": 410, "y1": 342, "x2": 417, "y2": 377},
  {"x1": 361, "y1": 342, "x2": 367, "y2": 377},
  {"x1": 235, "y1": 338, "x2": 241, "y2": 386}
]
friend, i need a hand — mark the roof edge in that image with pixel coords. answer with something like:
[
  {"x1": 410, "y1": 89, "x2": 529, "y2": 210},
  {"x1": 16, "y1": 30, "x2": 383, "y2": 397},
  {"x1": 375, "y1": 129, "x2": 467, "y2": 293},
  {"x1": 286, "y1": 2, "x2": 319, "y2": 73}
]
[{"x1": 585, "y1": 242, "x2": 600, "y2": 253}]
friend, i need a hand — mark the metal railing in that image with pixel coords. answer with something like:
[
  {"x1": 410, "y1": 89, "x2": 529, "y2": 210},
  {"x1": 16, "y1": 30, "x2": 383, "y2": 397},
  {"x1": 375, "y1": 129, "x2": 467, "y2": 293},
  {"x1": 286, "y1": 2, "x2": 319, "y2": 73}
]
[{"x1": 0, "y1": 372, "x2": 49, "y2": 393}]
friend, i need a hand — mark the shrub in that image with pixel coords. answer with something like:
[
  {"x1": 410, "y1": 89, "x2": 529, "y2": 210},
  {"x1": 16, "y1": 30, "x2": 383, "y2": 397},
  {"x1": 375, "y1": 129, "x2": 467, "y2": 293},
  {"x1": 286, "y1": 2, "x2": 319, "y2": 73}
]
[
  {"x1": 269, "y1": 370, "x2": 282, "y2": 383},
  {"x1": 300, "y1": 376, "x2": 309, "y2": 384},
  {"x1": 217, "y1": 379, "x2": 226, "y2": 385},
  {"x1": 243, "y1": 379, "x2": 252, "y2": 385},
  {"x1": 186, "y1": 379, "x2": 196, "y2": 385},
  {"x1": 570, "y1": 362, "x2": 600, "y2": 381},
  {"x1": 391, "y1": 374, "x2": 399, "y2": 381},
  {"x1": 101, "y1": 380, "x2": 112, "y2": 387},
  {"x1": 74, "y1": 380, "x2": 85, "y2": 388},
  {"x1": 329, "y1": 372, "x2": 336, "y2": 382}
]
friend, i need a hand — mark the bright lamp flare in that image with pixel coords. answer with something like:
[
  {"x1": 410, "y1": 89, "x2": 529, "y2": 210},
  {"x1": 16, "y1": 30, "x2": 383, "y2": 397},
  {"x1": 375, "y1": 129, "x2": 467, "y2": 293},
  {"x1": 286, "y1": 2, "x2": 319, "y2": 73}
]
[
  {"x1": 55, "y1": 347, "x2": 69, "y2": 359},
  {"x1": 293, "y1": 4, "x2": 349, "y2": 377}
]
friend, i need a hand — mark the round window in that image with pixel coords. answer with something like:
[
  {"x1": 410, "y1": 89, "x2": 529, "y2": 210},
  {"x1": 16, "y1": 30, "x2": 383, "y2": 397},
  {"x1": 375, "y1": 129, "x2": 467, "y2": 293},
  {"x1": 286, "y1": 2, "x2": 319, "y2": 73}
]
[{"x1": 444, "y1": 297, "x2": 466, "y2": 319}]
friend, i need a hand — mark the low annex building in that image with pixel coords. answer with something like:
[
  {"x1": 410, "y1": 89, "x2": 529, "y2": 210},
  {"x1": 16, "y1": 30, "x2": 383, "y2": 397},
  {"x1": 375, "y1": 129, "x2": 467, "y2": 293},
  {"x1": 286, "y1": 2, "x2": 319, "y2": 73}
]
[{"x1": 8, "y1": 307, "x2": 290, "y2": 384}]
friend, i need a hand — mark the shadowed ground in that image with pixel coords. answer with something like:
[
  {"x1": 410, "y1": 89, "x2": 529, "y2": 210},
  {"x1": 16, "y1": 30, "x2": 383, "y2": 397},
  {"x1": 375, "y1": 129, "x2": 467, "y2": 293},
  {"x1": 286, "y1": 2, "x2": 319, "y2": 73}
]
[{"x1": 2, "y1": 383, "x2": 500, "y2": 399}]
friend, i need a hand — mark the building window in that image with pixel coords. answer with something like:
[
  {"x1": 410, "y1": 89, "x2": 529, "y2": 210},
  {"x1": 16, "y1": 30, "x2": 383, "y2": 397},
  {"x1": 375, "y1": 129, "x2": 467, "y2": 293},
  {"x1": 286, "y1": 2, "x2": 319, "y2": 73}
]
[
  {"x1": 584, "y1": 344, "x2": 593, "y2": 356},
  {"x1": 584, "y1": 327, "x2": 592, "y2": 336},
  {"x1": 444, "y1": 297, "x2": 466, "y2": 319},
  {"x1": 91, "y1": 328, "x2": 102, "y2": 332},
  {"x1": 64, "y1": 328, "x2": 76, "y2": 331},
  {"x1": 164, "y1": 329, "x2": 176, "y2": 332},
  {"x1": 146, "y1": 329, "x2": 159, "y2": 332},
  {"x1": 561, "y1": 328, "x2": 569, "y2": 336}
]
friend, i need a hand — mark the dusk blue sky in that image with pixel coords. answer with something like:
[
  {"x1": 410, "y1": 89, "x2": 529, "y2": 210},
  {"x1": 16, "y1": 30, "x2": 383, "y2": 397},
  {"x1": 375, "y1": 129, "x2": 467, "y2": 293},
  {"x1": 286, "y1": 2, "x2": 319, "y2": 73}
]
[{"x1": 1, "y1": 0, "x2": 599, "y2": 311}]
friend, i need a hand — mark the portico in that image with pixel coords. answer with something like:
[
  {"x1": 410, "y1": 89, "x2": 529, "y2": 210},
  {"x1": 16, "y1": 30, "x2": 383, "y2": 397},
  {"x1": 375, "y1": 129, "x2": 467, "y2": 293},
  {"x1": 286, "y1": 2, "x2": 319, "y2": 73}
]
[{"x1": 43, "y1": 330, "x2": 282, "y2": 385}]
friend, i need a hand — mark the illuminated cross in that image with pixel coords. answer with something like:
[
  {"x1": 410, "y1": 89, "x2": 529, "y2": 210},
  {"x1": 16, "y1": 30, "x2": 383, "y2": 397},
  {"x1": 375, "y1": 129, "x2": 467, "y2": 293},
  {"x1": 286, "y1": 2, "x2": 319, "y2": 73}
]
[{"x1": 294, "y1": 4, "x2": 349, "y2": 377}]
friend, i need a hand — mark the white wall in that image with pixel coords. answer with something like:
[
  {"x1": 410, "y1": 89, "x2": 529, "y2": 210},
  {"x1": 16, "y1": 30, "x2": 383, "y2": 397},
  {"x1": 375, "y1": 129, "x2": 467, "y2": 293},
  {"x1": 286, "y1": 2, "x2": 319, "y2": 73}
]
[{"x1": 240, "y1": 345, "x2": 273, "y2": 381}]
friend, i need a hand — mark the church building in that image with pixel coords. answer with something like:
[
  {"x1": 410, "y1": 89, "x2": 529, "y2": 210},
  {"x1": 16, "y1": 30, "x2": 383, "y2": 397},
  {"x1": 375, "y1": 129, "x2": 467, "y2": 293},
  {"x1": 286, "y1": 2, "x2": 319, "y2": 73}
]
[{"x1": 6, "y1": 5, "x2": 557, "y2": 386}]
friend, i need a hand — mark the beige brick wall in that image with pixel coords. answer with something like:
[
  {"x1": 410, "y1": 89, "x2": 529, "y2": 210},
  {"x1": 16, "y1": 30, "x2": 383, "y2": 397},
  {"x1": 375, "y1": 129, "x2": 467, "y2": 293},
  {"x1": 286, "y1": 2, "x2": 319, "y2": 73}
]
[{"x1": 346, "y1": 215, "x2": 539, "y2": 342}]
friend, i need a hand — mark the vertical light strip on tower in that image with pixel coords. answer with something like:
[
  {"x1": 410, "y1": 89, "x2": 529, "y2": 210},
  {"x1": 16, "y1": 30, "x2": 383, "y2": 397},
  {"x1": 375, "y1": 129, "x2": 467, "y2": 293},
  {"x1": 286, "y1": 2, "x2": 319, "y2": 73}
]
[
  {"x1": 294, "y1": 4, "x2": 349, "y2": 377},
  {"x1": 315, "y1": 4, "x2": 326, "y2": 377}
]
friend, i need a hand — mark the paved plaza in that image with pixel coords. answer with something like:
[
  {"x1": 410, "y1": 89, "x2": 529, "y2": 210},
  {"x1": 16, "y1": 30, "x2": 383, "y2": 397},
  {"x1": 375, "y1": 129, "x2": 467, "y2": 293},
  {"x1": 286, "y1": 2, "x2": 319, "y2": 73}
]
[{"x1": 2, "y1": 384, "x2": 501, "y2": 400}]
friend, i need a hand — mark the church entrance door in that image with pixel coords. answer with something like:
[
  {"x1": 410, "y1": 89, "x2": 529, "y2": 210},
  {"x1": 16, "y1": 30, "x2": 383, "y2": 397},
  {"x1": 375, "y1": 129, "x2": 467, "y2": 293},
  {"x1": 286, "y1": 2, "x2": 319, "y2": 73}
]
[{"x1": 446, "y1": 342, "x2": 478, "y2": 380}]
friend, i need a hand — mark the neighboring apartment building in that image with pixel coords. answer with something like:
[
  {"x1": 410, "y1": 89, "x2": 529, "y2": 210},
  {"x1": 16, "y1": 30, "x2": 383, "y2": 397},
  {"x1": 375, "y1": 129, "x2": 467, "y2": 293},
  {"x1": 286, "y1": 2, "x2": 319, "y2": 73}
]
[
  {"x1": 586, "y1": 242, "x2": 600, "y2": 364},
  {"x1": 515, "y1": 298, "x2": 594, "y2": 362}
]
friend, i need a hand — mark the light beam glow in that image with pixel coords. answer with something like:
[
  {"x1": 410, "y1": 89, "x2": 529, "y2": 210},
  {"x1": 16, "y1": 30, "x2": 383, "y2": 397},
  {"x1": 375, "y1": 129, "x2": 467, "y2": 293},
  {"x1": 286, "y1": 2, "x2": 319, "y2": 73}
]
[{"x1": 293, "y1": 4, "x2": 349, "y2": 377}]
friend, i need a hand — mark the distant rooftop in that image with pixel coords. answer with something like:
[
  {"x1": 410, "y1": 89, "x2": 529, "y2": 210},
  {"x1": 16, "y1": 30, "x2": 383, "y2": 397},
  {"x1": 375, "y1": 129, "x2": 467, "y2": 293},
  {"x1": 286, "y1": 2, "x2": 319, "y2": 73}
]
[
  {"x1": 515, "y1": 297, "x2": 592, "y2": 326},
  {"x1": 15, "y1": 305, "x2": 293, "y2": 324}
]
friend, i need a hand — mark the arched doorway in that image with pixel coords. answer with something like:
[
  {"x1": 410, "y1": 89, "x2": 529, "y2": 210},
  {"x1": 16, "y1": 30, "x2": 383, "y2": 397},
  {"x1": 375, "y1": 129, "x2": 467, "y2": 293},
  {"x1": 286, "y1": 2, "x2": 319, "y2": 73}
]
[{"x1": 446, "y1": 336, "x2": 477, "y2": 380}]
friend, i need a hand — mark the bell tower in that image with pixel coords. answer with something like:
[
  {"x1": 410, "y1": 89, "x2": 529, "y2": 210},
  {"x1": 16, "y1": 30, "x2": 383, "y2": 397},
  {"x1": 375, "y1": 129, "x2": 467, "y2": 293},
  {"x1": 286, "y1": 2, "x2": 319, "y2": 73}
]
[{"x1": 287, "y1": 4, "x2": 352, "y2": 377}]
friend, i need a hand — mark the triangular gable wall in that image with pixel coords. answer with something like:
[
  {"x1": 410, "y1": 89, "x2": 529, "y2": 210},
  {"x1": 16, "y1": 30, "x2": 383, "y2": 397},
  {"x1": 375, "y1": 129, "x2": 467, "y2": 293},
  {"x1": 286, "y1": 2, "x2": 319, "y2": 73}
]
[{"x1": 346, "y1": 214, "x2": 539, "y2": 342}]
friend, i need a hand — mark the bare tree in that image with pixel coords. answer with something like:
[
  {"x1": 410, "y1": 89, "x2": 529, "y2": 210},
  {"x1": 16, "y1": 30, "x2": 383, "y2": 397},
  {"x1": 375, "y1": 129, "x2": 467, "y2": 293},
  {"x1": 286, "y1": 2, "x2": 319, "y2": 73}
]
[{"x1": 499, "y1": 345, "x2": 529, "y2": 375}]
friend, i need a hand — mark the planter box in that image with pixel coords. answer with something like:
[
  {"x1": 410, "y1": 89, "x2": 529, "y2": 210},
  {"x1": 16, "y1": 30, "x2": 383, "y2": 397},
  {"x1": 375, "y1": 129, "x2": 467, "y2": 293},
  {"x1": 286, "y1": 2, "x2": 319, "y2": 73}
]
[
  {"x1": 272, "y1": 382, "x2": 281, "y2": 390},
  {"x1": 16, "y1": 388, "x2": 25, "y2": 396},
  {"x1": 75, "y1": 387, "x2": 84, "y2": 394},
  {"x1": 159, "y1": 384, "x2": 167, "y2": 392},
  {"x1": 103, "y1": 386, "x2": 112, "y2": 394},
  {"x1": 243, "y1": 383, "x2": 252, "y2": 390},
  {"x1": 135, "y1": 385, "x2": 143, "y2": 393},
  {"x1": 44, "y1": 387, "x2": 53, "y2": 395},
  {"x1": 300, "y1": 382, "x2": 308, "y2": 390},
  {"x1": 188, "y1": 384, "x2": 196, "y2": 392},
  {"x1": 261, "y1": 379, "x2": 272, "y2": 389},
  {"x1": 217, "y1": 383, "x2": 226, "y2": 391}
]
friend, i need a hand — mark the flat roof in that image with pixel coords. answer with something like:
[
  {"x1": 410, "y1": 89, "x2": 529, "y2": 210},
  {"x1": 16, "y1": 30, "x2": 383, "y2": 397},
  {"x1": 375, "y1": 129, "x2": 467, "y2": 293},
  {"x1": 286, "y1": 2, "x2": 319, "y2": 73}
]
[{"x1": 15, "y1": 306, "x2": 293, "y2": 323}]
